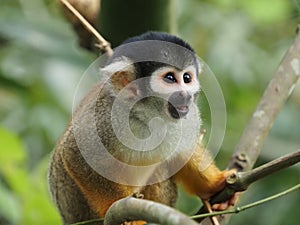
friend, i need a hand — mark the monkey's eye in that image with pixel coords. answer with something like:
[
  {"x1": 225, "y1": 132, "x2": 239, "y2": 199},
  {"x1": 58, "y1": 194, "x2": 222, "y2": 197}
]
[
  {"x1": 163, "y1": 72, "x2": 177, "y2": 83},
  {"x1": 183, "y1": 73, "x2": 192, "y2": 83}
]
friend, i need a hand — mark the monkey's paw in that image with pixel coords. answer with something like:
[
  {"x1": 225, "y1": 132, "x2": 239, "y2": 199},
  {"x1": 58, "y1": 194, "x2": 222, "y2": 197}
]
[
  {"x1": 211, "y1": 169, "x2": 240, "y2": 211},
  {"x1": 210, "y1": 169, "x2": 240, "y2": 211},
  {"x1": 211, "y1": 192, "x2": 240, "y2": 211}
]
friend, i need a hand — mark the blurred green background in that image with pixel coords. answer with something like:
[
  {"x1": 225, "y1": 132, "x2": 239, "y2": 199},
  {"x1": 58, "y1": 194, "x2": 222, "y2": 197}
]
[{"x1": 0, "y1": 0, "x2": 299, "y2": 224}]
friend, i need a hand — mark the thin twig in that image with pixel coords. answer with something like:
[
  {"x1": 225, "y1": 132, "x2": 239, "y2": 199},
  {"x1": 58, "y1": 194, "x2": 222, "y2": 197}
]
[
  {"x1": 192, "y1": 183, "x2": 300, "y2": 220},
  {"x1": 60, "y1": 0, "x2": 113, "y2": 56},
  {"x1": 202, "y1": 199, "x2": 220, "y2": 225}
]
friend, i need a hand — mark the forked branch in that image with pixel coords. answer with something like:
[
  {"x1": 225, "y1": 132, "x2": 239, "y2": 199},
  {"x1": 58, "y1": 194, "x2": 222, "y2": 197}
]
[
  {"x1": 207, "y1": 149, "x2": 300, "y2": 207},
  {"x1": 227, "y1": 149, "x2": 300, "y2": 191}
]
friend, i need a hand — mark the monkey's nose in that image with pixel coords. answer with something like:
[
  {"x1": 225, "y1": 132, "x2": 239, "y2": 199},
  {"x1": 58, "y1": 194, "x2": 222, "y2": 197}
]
[
  {"x1": 168, "y1": 91, "x2": 192, "y2": 119},
  {"x1": 170, "y1": 91, "x2": 192, "y2": 106},
  {"x1": 179, "y1": 91, "x2": 191, "y2": 103}
]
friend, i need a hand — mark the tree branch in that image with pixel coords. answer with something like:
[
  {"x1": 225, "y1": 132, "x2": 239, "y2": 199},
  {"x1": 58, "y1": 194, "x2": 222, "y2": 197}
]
[
  {"x1": 228, "y1": 25, "x2": 300, "y2": 172},
  {"x1": 198, "y1": 25, "x2": 300, "y2": 224},
  {"x1": 104, "y1": 197, "x2": 198, "y2": 225},
  {"x1": 206, "y1": 149, "x2": 300, "y2": 206},
  {"x1": 60, "y1": 0, "x2": 113, "y2": 56},
  {"x1": 103, "y1": 182, "x2": 300, "y2": 225},
  {"x1": 57, "y1": 0, "x2": 100, "y2": 50},
  {"x1": 192, "y1": 183, "x2": 300, "y2": 220},
  {"x1": 227, "y1": 149, "x2": 300, "y2": 191}
]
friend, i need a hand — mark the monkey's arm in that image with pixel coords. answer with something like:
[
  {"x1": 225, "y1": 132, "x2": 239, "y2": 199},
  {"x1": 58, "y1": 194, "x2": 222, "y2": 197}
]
[{"x1": 173, "y1": 142, "x2": 235, "y2": 200}]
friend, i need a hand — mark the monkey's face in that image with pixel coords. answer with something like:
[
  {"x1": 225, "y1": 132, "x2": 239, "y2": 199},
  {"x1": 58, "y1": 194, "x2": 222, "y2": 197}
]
[
  {"x1": 104, "y1": 58, "x2": 200, "y2": 122},
  {"x1": 149, "y1": 65, "x2": 200, "y2": 119}
]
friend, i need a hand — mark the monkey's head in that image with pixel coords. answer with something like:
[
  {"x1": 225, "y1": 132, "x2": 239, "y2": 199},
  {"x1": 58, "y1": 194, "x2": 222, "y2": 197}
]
[{"x1": 102, "y1": 31, "x2": 201, "y2": 121}]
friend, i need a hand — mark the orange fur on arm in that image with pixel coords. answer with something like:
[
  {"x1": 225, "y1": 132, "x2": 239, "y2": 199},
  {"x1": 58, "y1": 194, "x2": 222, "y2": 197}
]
[{"x1": 173, "y1": 142, "x2": 230, "y2": 200}]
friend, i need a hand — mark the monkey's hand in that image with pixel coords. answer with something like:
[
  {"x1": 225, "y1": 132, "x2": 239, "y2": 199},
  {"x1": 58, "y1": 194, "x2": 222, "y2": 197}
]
[
  {"x1": 195, "y1": 168, "x2": 239, "y2": 211},
  {"x1": 208, "y1": 169, "x2": 240, "y2": 211}
]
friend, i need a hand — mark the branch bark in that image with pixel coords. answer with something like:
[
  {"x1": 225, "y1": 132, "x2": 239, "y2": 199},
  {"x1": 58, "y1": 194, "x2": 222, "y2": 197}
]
[
  {"x1": 196, "y1": 149, "x2": 300, "y2": 222},
  {"x1": 104, "y1": 197, "x2": 198, "y2": 225},
  {"x1": 206, "y1": 149, "x2": 300, "y2": 208},
  {"x1": 58, "y1": 0, "x2": 100, "y2": 50},
  {"x1": 227, "y1": 149, "x2": 300, "y2": 191}
]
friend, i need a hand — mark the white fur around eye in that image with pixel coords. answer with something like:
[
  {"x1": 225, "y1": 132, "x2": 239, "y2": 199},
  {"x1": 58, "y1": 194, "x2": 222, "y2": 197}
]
[
  {"x1": 180, "y1": 65, "x2": 200, "y2": 92},
  {"x1": 150, "y1": 67, "x2": 179, "y2": 94},
  {"x1": 150, "y1": 66, "x2": 200, "y2": 95}
]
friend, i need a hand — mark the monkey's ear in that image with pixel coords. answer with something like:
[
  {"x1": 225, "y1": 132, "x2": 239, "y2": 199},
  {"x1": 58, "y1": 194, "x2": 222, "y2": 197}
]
[
  {"x1": 110, "y1": 70, "x2": 136, "y2": 92},
  {"x1": 111, "y1": 70, "x2": 141, "y2": 100},
  {"x1": 101, "y1": 57, "x2": 139, "y2": 97}
]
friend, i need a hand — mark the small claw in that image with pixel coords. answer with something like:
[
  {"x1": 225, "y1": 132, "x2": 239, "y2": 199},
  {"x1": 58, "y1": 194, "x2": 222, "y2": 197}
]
[{"x1": 202, "y1": 199, "x2": 221, "y2": 225}]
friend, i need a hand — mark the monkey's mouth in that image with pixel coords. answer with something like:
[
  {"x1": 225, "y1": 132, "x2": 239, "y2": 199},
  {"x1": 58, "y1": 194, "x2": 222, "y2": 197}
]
[
  {"x1": 167, "y1": 91, "x2": 192, "y2": 119},
  {"x1": 168, "y1": 103, "x2": 189, "y2": 119}
]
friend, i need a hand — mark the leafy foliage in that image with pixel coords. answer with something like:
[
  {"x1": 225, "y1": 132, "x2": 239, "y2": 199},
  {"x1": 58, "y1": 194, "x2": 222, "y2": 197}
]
[{"x1": 0, "y1": 127, "x2": 60, "y2": 224}]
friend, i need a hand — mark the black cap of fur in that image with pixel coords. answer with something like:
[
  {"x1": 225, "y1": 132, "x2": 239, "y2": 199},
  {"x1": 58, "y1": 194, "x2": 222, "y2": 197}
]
[
  {"x1": 122, "y1": 31, "x2": 195, "y2": 53},
  {"x1": 107, "y1": 31, "x2": 199, "y2": 78}
]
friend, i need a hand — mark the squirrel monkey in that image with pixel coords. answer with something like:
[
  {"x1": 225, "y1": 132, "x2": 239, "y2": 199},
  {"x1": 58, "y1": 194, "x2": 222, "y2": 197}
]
[{"x1": 49, "y1": 32, "x2": 236, "y2": 225}]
